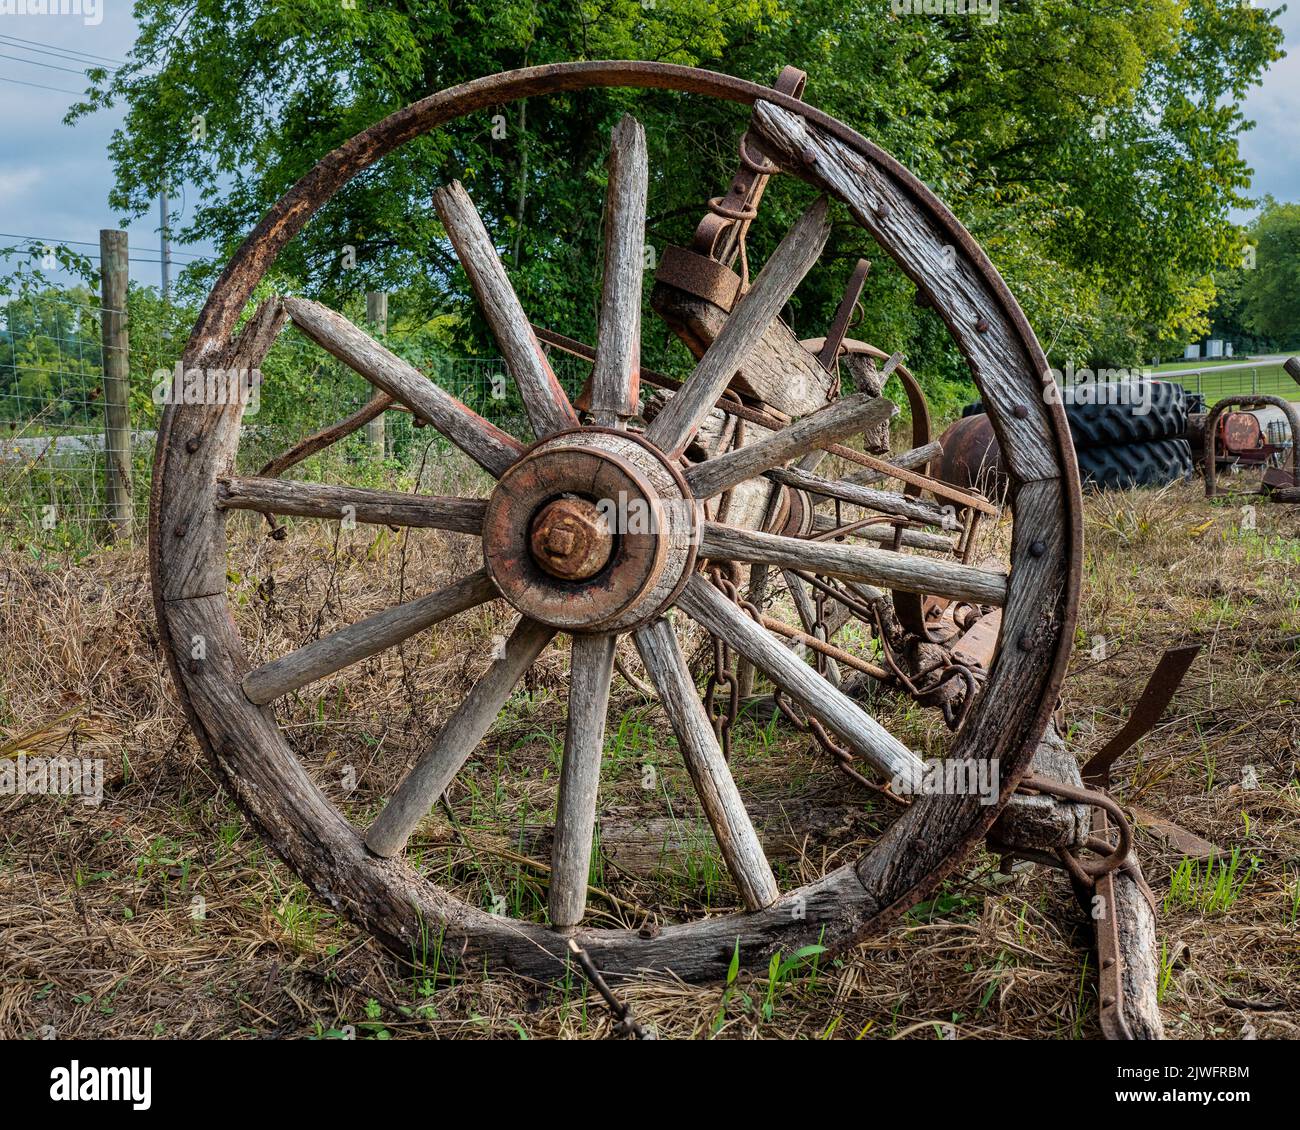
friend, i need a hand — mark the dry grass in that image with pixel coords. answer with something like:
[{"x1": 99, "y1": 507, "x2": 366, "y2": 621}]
[{"x1": 0, "y1": 470, "x2": 1296, "y2": 1040}]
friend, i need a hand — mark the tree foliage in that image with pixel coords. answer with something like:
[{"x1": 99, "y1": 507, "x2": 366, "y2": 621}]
[{"x1": 69, "y1": 0, "x2": 1284, "y2": 385}]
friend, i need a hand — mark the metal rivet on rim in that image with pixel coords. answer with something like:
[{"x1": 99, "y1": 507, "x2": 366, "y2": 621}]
[
  {"x1": 185, "y1": 435, "x2": 201, "y2": 453},
  {"x1": 975, "y1": 317, "x2": 990, "y2": 333},
  {"x1": 1102, "y1": 996, "x2": 1115, "y2": 1008},
  {"x1": 1013, "y1": 404, "x2": 1029, "y2": 419},
  {"x1": 1102, "y1": 958, "x2": 1115, "y2": 969},
  {"x1": 1018, "y1": 634, "x2": 1035, "y2": 652},
  {"x1": 173, "y1": 523, "x2": 187, "y2": 537},
  {"x1": 875, "y1": 201, "x2": 891, "y2": 221},
  {"x1": 1029, "y1": 540, "x2": 1046, "y2": 557}
]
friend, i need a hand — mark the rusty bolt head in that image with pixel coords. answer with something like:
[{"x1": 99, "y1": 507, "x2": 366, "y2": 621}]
[{"x1": 528, "y1": 497, "x2": 613, "y2": 581}]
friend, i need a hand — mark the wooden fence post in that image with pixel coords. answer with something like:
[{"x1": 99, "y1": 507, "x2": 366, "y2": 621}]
[
  {"x1": 98, "y1": 229, "x2": 133, "y2": 541},
  {"x1": 365, "y1": 291, "x2": 388, "y2": 459}
]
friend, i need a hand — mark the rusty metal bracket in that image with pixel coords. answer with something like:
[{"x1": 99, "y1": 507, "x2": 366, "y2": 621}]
[
  {"x1": 691, "y1": 64, "x2": 806, "y2": 269},
  {"x1": 1091, "y1": 812, "x2": 1132, "y2": 1040},
  {"x1": 1082, "y1": 643, "x2": 1201, "y2": 786}
]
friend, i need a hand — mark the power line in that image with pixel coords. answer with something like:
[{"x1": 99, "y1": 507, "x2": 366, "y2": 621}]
[
  {"x1": 0, "y1": 73, "x2": 81, "y2": 96},
  {"x1": 0, "y1": 32, "x2": 124, "y2": 67},
  {"x1": 0, "y1": 232, "x2": 207, "y2": 259},
  {"x1": 0, "y1": 50, "x2": 97, "y2": 77},
  {"x1": 0, "y1": 35, "x2": 118, "y2": 71}
]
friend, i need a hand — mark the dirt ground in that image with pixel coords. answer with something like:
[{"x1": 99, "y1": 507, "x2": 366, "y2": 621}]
[{"x1": 1, "y1": 474, "x2": 1296, "y2": 1040}]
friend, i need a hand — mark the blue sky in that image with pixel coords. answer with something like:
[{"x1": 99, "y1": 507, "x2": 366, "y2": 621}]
[{"x1": 0, "y1": 4, "x2": 1296, "y2": 289}]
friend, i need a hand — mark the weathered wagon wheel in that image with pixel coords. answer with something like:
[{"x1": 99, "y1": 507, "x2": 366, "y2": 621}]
[{"x1": 151, "y1": 61, "x2": 1081, "y2": 981}]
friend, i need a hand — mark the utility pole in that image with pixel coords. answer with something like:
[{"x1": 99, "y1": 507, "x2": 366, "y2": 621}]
[
  {"x1": 160, "y1": 188, "x2": 172, "y2": 301},
  {"x1": 365, "y1": 291, "x2": 388, "y2": 459}
]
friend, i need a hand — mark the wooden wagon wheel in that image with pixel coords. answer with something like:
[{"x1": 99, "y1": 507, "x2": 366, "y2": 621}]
[{"x1": 150, "y1": 62, "x2": 1081, "y2": 981}]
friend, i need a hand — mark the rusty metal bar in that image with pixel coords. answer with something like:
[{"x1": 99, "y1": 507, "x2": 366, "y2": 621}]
[{"x1": 1081, "y1": 644, "x2": 1201, "y2": 786}]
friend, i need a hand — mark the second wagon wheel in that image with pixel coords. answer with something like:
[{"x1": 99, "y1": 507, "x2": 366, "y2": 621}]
[{"x1": 151, "y1": 62, "x2": 1082, "y2": 981}]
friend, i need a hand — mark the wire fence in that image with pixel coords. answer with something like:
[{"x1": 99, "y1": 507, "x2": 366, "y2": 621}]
[
  {"x1": 1171, "y1": 365, "x2": 1299, "y2": 407},
  {"x1": 0, "y1": 291, "x2": 126, "y2": 542},
  {"x1": 5, "y1": 282, "x2": 1298, "y2": 550},
  {"x1": 0, "y1": 290, "x2": 595, "y2": 548}
]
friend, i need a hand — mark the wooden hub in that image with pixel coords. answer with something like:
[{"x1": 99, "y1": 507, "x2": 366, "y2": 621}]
[
  {"x1": 528, "y1": 497, "x2": 613, "y2": 580},
  {"x1": 482, "y1": 430, "x2": 700, "y2": 632}
]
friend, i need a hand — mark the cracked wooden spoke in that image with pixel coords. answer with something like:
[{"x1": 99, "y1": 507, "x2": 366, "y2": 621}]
[
  {"x1": 217, "y1": 477, "x2": 487, "y2": 534},
  {"x1": 700, "y1": 523, "x2": 1008, "y2": 606},
  {"x1": 633, "y1": 617, "x2": 779, "y2": 910},
  {"x1": 808, "y1": 512, "x2": 955, "y2": 552},
  {"x1": 684, "y1": 393, "x2": 897, "y2": 499},
  {"x1": 676, "y1": 574, "x2": 925, "y2": 788},
  {"x1": 433, "y1": 181, "x2": 579, "y2": 440},
  {"x1": 645, "y1": 196, "x2": 831, "y2": 456},
  {"x1": 242, "y1": 570, "x2": 498, "y2": 705},
  {"x1": 767, "y1": 465, "x2": 959, "y2": 530},
  {"x1": 282, "y1": 296, "x2": 522, "y2": 477},
  {"x1": 549, "y1": 634, "x2": 618, "y2": 927},
  {"x1": 588, "y1": 115, "x2": 648, "y2": 427},
  {"x1": 365, "y1": 617, "x2": 557, "y2": 857},
  {"x1": 841, "y1": 441, "x2": 944, "y2": 487}
]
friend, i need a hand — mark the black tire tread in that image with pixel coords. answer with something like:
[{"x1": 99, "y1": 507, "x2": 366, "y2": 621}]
[
  {"x1": 1077, "y1": 437, "x2": 1194, "y2": 491},
  {"x1": 962, "y1": 380, "x2": 1188, "y2": 447}
]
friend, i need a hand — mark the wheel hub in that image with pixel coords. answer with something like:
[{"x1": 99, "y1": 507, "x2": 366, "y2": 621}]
[
  {"x1": 528, "y1": 496, "x2": 613, "y2": 580},
  {"x1": 482, "y1": 429, "x2": 701, "y2": 632}
]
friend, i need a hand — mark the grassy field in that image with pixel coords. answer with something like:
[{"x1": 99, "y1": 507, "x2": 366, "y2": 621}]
[
  {"x1": 1149, "y1": 357, "x2": 1298, "y2": 406},
  {"x1": 0, "y1": 460, "x2": 1297, "y2": 1040}
]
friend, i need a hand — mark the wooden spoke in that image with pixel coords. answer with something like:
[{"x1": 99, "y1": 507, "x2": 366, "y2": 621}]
[
  {"x1": 549, "y1": 634, "x2": 618, "y2": 927},
  {"x1": 217, "y1": 476, "x2": 487, "y2": 534},
  {"x1": 633, "y1": 617, "x2": 779, "y2": 910},
  {"x1": 257, "y1": 392, "x2": 394, "y2": 480},
  {"x1": 842, "y1": 441, "x2": 943, "y2": 486},
  {"x1": 684, "y1": 393, "x2": 897, "y2": 499},
  {"x1": 676, "y1": 575, "x2": 924, "y2": 788},
  {"x1": 809, "y1": 513, "x2": 955, "y2": 552},
  {"x1": 282, "y1": 297, "x2": 522, "y2": 477},
  {"x1": 365, "y1": 617, "x2": 557, "y2": 858},
  {"x1": 826, "y1": 445, "x2": 997, "y2": 515},
  {"x1": 588, "y1": 115, "x2": 648, "y2": 427},
  {"x1": 699, "y1": 522, "x2": 1008, "y2": 607},
  {"x1": 768, "y1": 465, "x2": 959, "y2": 531},
  {"x1": 433, "y1": 181, "x2": 579, "y2": 439},
  {"x1": 645, "y1": 197, "x2": 831, "y2": 456},
  {"x1": 242, "y1": 570, "x2": 498, "y2": 705}
]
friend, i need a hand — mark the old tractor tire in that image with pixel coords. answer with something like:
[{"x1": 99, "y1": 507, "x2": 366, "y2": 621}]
[
  {"x1": 1076, "y1": 437, "x2": 1194, "y2": 490},
  {"x1": 963, "y1": 380, "x2": 1188, "y2": 448}
]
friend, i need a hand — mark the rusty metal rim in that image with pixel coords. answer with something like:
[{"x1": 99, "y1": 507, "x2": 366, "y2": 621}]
[{"x1": 151, "y1": 61, "x2": 1081, "y2": 977}]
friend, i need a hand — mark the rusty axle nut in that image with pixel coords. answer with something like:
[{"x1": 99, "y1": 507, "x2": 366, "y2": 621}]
[{"x1": 528, "y1": 497, "x2": 613, "y2": 581}]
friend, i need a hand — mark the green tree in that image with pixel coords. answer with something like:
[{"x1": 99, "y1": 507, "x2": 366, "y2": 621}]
[
  {"x1": 1234, "y1": 197, "x2": 1300, "y2": 348},
  {"x1": 69, "y1": 0, "x2": 1284, "y2": 390}
]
